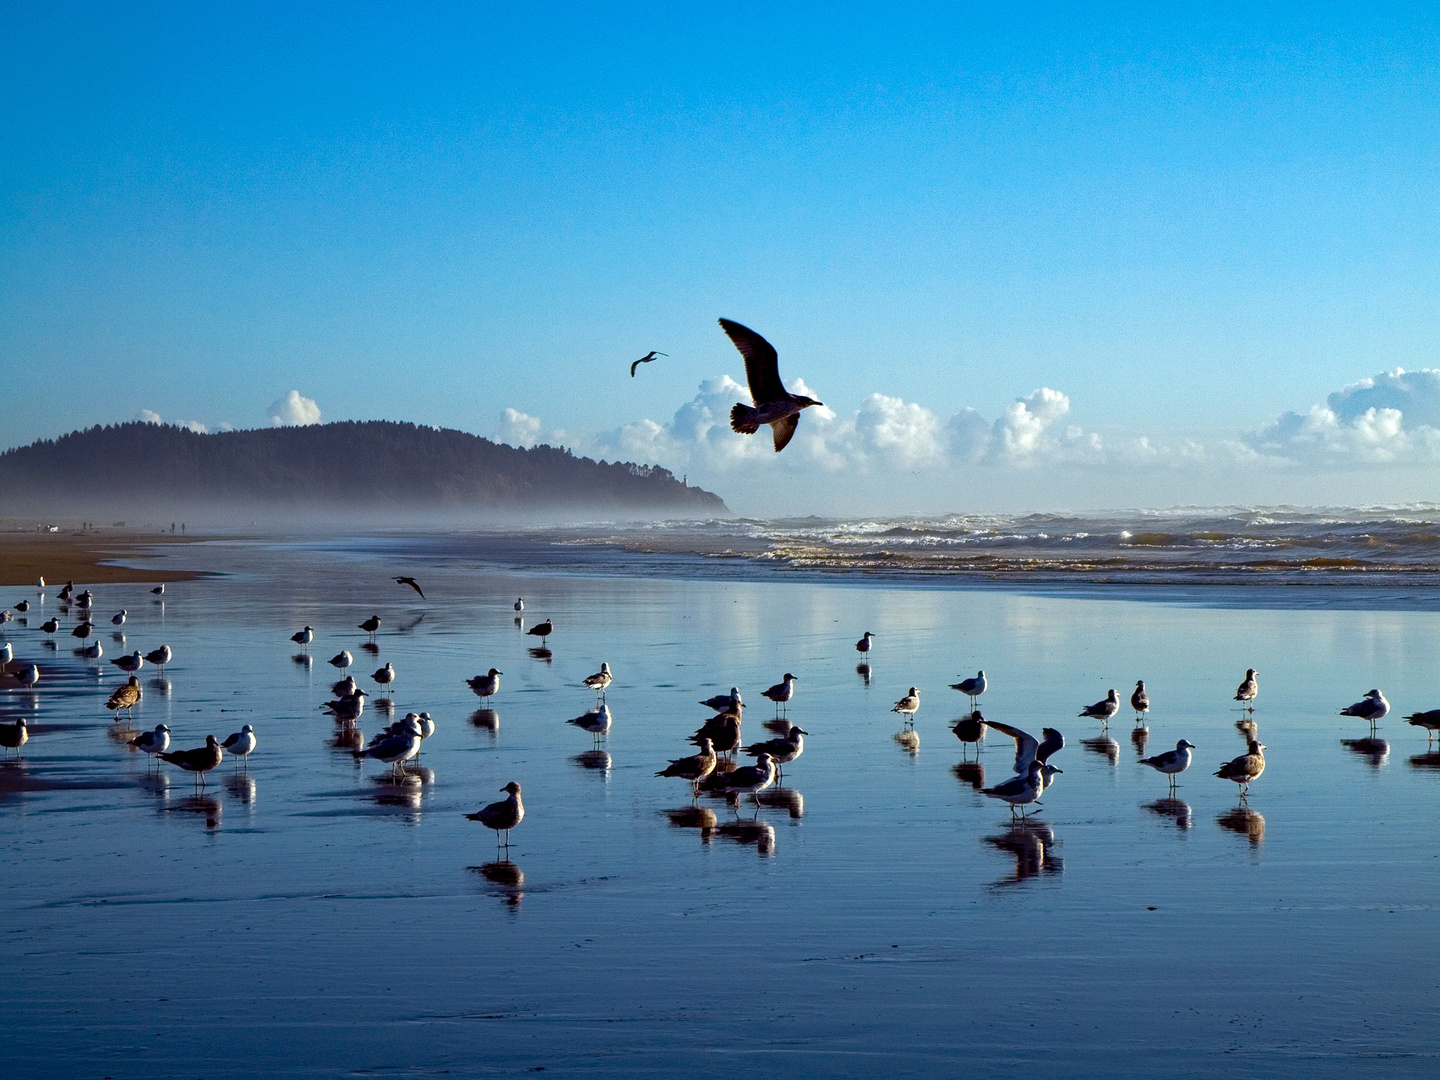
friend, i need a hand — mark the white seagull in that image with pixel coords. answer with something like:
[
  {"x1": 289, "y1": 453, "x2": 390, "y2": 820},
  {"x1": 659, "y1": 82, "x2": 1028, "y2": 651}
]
[
  {"x1": 82, "y1": 640, "x2": 103, "y2": 660},
  {"x1": 891, "y1": 687, "x2": 921, "y2": 723},
  {"x1": 1235, "y1": 668, "x2": 1259, "y2": 710},
  {"x1": 291, "y1": 626, "x2": 314, "y2": 647},
  {"x1": 221, "y1": 725, "x2": 257, "y2": 768},
  {"x1": 981, "y1": 760, "x2": 1048, "y2": 817},
  {"x1": 329, "y1": 650, "x2": 353, "y2": 672},
  {"x1": 15, "y1": 663, "x2": 39, "y2": 690},
  {"x1": 355, "y1": 714, "x2": 422, "y2": 773},
  {"x1": 110, "y1": 651, "x2": 144, "y2": 675},
  {"x1": 128, "y1": 723, "x2": 170, "y2": 765},
  {"x1": 1340, "y1": 689, "x2": 1390, "y2": 729},
  {"x1": 715, "y1": 752, "x2": 778, "y2": 809},
  {"x1": 985, "y1": 721, "x2": 1065, "y2": 780},
  {"x1": 762, "y1": 673, "x2": 798, "y2": 715},
  {"x1": 372, "y1": 662, "x2": 397, "y2": 688},
  {"x1": 144, "y1": 645, "x2": 172, "y2": 671},
  {"x1": 567, "y1": 703, "x2": 612, "y2": 746},
  {"x1": 951, "y1": 670, "x2": 987, "y2": 706},
  {"x1": 856, "y1": 632, "x2": 875, "y2": 657},
  {"x1": 699, "y1": 687, "x2": 742, "y2": 712},
  {"x1": 1131, "y1": 680, "x2": 1149, "y2": 719},
  {"x1": 583, "y1": 662, "x2": 613, "y2": 698},
  {"x1": 111, "y1": 609, "x2": 127, "y2": 627},
  {"x1": 1140, "y1": 739, "x2": 1195, "y2": 791}
]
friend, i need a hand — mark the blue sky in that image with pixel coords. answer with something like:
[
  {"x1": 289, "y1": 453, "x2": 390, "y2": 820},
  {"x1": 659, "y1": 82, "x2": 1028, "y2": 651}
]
[{"x1": 4, "y1": 3, "x2": 1440, "y2": 513}]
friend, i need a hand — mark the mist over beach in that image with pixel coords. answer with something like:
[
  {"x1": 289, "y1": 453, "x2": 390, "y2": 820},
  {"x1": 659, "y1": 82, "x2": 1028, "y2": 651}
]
[{"x1": 6, "y1": 5, "x2": 1440, "y2": 1078}]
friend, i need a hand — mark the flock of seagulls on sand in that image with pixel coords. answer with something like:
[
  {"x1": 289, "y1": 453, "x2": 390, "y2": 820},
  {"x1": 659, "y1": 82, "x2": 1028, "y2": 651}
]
[{"x1": 3, "y1": 564, "x2": 1439, "y2": 859}]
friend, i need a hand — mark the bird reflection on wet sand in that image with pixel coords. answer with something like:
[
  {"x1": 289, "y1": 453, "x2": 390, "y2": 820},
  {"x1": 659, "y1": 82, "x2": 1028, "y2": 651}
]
[
  {"x1": 1217, "y1": 805, "x2": 1266, "y2": 846},
  {"x1": 1408, "y1": 751, "x2": 1440, "y2": 771},
  {"x1": 856, "y1": 662, "x2": 872, "y2": 686},
  {"x1": 755, "y1": 786, "x2": 803, "y2": 818},
  {"x1": 292, "y1": 652, "x2": 314, "y2": 668},
  {"x1": 360, "y1": 641, "x2": 380, "y2": 655},
  {"x1": 715, "y1": 819, "x2": 775, "y2": 855},
  {"x1": 1131, "y1": 725, "x2": 1149, "y2": 755},
  {"x1": 470, "y1": 708, "x2": 499, "y2": 733},
  {"x1": 528, "y1": 646, "x2": 552, "y2": 663},
  {"x1": 894, "y1": 729, "x2": 920, "y2": 755},
  {"x1": 984, "y1": 819, "x2": 1061, "y2": 887},
  {"x1": 226, "y1": 773, "x2": 257, "y2": 804},
  {"x1": 370, "y1": 767, "x2": 433, "y2": 815},
  {"x1": 1341, "y1": 737, "x2": 1389, "y2": 769},
  {"x1": 162, "y1": 794, "x2": 222, "y2": 829},
  {"x1": 1082, "y1": 735, "x2": 1120, "y2": 765},
  {"x1": 470, "y1": 861, "x2": 525, "y2": 910},
  {"x1": 1144, "y1": 798, "x2": 1193, "y2": 830},
  {"x1": 149, "y1": 676, "x2": 173, "y2": 698},
  {"x1": 664, "y1": 805, "x2": 719, "y2": 843},
  {"x1": 571, "y1": 750, "x2": 612, "y2": 775},
  {"x1": 952, "y1": 760, "x2": 985, "y2": 790},
  {"x1": 332, "y1": 725, "x2": 365, "y2": 752}
]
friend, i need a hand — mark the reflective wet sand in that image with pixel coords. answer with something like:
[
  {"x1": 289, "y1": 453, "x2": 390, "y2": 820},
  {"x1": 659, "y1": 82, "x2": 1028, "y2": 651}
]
[{"x1": 3, "y1": 537, "x2": 1440, "y2": 1077}]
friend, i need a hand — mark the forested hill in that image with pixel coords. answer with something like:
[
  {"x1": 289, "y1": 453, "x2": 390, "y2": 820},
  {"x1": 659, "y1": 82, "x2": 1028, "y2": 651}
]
[{"x1": 0, "y1": 421, "x2": 727, "y2": 515}]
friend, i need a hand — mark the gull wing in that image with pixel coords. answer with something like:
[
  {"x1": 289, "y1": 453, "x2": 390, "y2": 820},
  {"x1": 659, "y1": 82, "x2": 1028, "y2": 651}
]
[
  {"x1": 770, "y1": 415, "x2": 799, "y2": 452},
  {"x1": 984, "y1": 720, "x2": 1038, "y2": 775},
  {"x1": 630, "y1": 358, "x2": 642, "y2": 377},
  {"x1": 1036, "y1": 728, "x2": 1065, "y2": 764},
  {"x1": 719, "y1": 318, "x2": 786, "y2": 404}
]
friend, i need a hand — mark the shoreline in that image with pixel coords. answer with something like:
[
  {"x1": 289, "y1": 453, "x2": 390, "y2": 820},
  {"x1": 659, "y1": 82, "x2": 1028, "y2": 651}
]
[{"x1": 0, "y1": 529, "x2": 209, "y2": 587}]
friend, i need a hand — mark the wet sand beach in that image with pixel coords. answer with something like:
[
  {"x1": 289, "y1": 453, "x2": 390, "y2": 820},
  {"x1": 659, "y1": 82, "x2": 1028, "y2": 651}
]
[{"x1": 2, "y1": 532, "x2": 1439, "y2": 1078}]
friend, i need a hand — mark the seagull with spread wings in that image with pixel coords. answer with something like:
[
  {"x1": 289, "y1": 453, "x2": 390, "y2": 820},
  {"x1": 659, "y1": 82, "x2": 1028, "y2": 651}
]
[
  {"x1": 393, "y1": 576, "x2": 425, "y2": 598},
  {"x1": 630, "y1": 350, "x2": 667, "y2": 377},
  {"x1": 721, "y1": 319, "x2": 823, "y2": 452}
]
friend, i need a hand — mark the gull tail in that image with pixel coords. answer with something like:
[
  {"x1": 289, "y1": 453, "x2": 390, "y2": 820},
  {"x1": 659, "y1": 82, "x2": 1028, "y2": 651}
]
[{"x1": 730, "y1": 402, "x2": 761, "y2": 435}]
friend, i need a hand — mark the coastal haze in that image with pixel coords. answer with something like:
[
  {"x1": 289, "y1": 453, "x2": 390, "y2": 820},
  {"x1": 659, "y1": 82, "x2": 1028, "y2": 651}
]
[{"x1": 6, "y1": 4, "x2": 1440, "y2": 1079}]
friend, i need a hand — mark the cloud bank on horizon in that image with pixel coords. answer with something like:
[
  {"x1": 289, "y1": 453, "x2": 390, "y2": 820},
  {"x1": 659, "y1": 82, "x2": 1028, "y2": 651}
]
[{"x1": 501, "y1": 366, "x2": 1440, "y2": 482}]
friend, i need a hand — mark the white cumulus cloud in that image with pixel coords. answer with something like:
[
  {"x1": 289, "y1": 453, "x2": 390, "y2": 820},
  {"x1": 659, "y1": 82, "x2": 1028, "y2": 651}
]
[
  {"x1": 183, "y1": 420, "x2": 208, "y2": 434},
  {"x1": 499, "y1": 407, "x2": 544, "y2": 448},
  {"x1": 268, "y1": 391, "x2": 322, "y2": 427},
  {"x1": 136, "y1": 409, "x2": 163, "y2": 424},
  {"x1": 1245, "y1": 368, "x2": 1440, "y2": 464}
]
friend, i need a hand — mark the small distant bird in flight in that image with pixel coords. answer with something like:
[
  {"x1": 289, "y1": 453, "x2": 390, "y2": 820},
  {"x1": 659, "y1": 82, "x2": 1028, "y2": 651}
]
[
  {"x1": 721, "y1": 319, "x2": 823, "y2": 452},
  {"x1": 630, "y1": 351, "x2": 667, "y2": 377},
  {"x1": 393, "y1": 576, "x2": 424, "y2": 598}
]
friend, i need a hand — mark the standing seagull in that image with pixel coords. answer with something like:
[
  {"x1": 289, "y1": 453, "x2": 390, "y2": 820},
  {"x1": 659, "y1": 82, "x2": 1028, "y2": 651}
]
[
  {"x1": 291, "y1": 626, "x2": 314, "y2": 648},
  {"x1": 1216, "y1": 739, "x2": 1266, "y2": 798},
  {"x1": 951, "y1": 710, "x2": 987, "y2": 756},
  {"x1": 467, "y1": 668, "x2": 503, "y2": 701},
  {"x1": 762, "y1": 674, "x2": 798, "y2": 716},
  {"x1": 1141, "y1": 739, "x2": 1195, "y2": 792},
  {"x1": 514, "y1": 598, "x2": 524, "y2": 612},
  {"x1": 951, "y1": 670, "x2": 987, "y2": 708},
  {"x1": 891, "y1": 687, "x2": 921, "y2": 724},
  {"x1": 81, "y1": 640, "x2": 102, "y2": 661},
  {"x1": 110, "y1": 651, "x2": 144, "y2": 676},
  {"x1": 0, "y1": 642, "x2": 11, "y2": 672},
  {"x1": 1405, "y1": 709, "x2": 1440, "y2": 745},
  {"x1": 372, "y1": 662, "x2": 397, "y2": 690},
  {"x1": 1131, "y1": 680, "x2": 1150, "y2": 720},
  {"x1": 105, "y1": 676, "x2": 142, "y2": 718},
  {"x1": 721, "y1": 319, "x2": 824, "y2": 453},
  {"x1": 715, "y1": 752, "x2": 777, "y2": 811},
  {"x1": 630, "y1": 350, "x2": 668, "y2": 377},
  {"x1": 699, "y1": 687, "x2": 742, "y2": 712},
  {"x1": 15, "y1": 664, "x2": 39, "y2": 690},
  {"x1": 0, "y1": 717, "x2": 27, "y2": 758},
  {"x1": 1340, "y1": 689, "x2": 1390, "y2": 730},
  {"x1": 144, "y1": 645, "x2": 173, "y2": 672},
  {"x1": 981, "y1": 760, "x2": 1047, "y2": 818},
  {"x1": 151, "y1": 584, "x2": 164, "y2": 596},
  {"x1": 328, "y1": 650, "x2": 353, "y2": 672},
  {"x1": 221, "y1": 725, "x2": 257, "y2": 769},
  {"x1": 1235, "y1": 668, "x2": 1259, "y2": 711},
  {"x1": 567, "y1": 703, "x2": 612, "y2": 747},
  {"x1": 528, "y1": 619, "x2": 553, "y2": 644},
  {"x1": 160, "y1": 735, "x2": 224, "y2": 788},
  {"x1": 1080, "y1": 689, "x2": 1120, "y2": 724},
  {"x1": 468, "y1": 781, "x2": 524, "y2": 847},
  {"x1": 358, "y1": 615, "x2": 381, "y2": 641},
  {"x1": 40, "y1": 618, "x2": 59, "y2": 637},
  {"x1": 393, "y1": 576, "x2": 425, "y2": 598},
  {"x1": 128, "y1": 724, "x2": 170, "y2": 767},
  {"x1": 744, "y1": 726, "x2": 806, "y2": 780},
  {"x1": 657, "y1": 738, "x2": 718, "y2": 798},
  {"x1": 855, "y1": 632, "x2": 875, "y2": 659},
  {"x1": 111, "y1": 609, "x2": 127, "y2": 627},
  {"x1": 583, "y1": 662, "x2": 613, "y2": 699}
]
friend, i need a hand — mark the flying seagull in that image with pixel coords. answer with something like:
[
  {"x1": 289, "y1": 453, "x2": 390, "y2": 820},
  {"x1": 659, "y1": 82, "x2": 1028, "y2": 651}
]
[
  {"x1": 393, "y1": 576, "x2": 425, "y2": 599},
  {"x1": 721, "y1": 319, "x2": 823, "y2": 453},
  {"x1": 630, "y1": 350, "x2": 667, "y2": 377}
]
